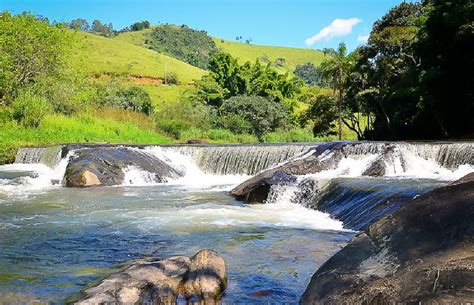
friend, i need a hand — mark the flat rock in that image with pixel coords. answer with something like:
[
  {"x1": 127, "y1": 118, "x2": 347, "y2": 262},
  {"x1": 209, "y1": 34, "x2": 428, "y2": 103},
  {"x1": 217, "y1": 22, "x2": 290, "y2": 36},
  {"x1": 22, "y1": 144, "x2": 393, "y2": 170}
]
[
  {"x1": 64, "y1": 147, "x2": 183, "y2": 187},
  {"x1": 73, "y1": 249, "x2": 227, "y2": 305},
  {"x1": 301, "y1": 173, "x2": 474, "y2": 304}
]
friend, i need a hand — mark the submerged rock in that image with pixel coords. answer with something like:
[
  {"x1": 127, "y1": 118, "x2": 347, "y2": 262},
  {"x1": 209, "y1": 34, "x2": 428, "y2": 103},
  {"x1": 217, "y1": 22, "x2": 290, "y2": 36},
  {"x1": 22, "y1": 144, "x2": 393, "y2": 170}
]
[
  {"x1": 230, "y1": 142, "x2": 346, "y2": 203},
  {"x1": 301, "y1": 173, "x2": 474, "y2": 304},
  {"x1": 73, "y1": 249, "x2": 227, "y2": 305},
  {"x1": 362, "y1": 145, "x2": 399, "y2": 177},
  {"x1": 64, "y1": 147, "x2": 183, "y2": 187}
]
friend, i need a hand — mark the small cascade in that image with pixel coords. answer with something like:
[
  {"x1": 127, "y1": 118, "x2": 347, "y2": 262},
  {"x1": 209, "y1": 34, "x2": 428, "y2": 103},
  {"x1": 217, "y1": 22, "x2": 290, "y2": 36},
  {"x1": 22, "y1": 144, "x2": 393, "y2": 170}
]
[
  {"x1": 15, "y1": 146, "x2": 63, "y2": 168},
  {"x1": 160, "y1": 144, "x2": 313, "y2": 175},
  {"x1": 341, "y1": 142, "x2": 474, "y2": 169}
]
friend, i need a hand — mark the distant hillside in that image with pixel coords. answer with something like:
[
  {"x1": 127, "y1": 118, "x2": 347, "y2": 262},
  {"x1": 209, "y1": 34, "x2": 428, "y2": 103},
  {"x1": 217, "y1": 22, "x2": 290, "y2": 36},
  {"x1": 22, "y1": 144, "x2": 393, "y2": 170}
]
[
  {"x1": 73, "y1": 32, "x2": 205, "y2": 84},
  {"x1": 213, "y1": 38, "x2": 325, "y2": 74},
  {"x1": 114, "y1": 28, "x2": 325, "y2": 75}
]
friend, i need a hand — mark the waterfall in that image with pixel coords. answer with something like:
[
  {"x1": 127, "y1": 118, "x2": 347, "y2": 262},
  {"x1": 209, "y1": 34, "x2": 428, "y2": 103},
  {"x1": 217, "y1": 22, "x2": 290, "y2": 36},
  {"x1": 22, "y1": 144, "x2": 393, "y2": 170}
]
[
  {"x1": 14, "y1": 146, "x2": 63, "y2": 168},
  {"x1": 341, "y1": 142, "x2": 474, "y2": 168},
  {"x1": 159, "y1": 143, "x2": 313, "y2": 175}
]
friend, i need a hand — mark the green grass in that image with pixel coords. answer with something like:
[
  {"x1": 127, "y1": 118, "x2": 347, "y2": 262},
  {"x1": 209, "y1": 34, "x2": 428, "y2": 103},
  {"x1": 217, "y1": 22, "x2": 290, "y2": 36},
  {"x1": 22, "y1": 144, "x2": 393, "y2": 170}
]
[
  {"x1": 213, "y1": 38, "x2": 326, "y2": 74},
  {"x1": 72, "y1": 32, "x2": 205, "y2": 84},
  {"x1": 0, "y1": 113, "x2": 172, "y2": 164},
  {"x1": 114, "y1": 29, "x2": 152, "y2": 47}
]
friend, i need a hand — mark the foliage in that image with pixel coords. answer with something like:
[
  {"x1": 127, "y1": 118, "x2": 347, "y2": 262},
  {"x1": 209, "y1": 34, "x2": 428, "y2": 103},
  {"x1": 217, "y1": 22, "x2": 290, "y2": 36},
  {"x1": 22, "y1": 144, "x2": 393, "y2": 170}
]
[
  {"x1": 91, "y1": 19, "x2": 114, "y2": 37},
  {"x1": 164, "y1": 72, "x2": 179, "y2": 85},
  {"x1": 294, "y1": 63, "x2": 322, "y2": 86},
  {"x1": 11, "y1": 90, "x2": 51, "y2": 128},
  {"x1": 0, "y1": 12, "x2": 74, "y2": 103},
  {"x1": 129, "y1": 21, "x2": 150, "y2": 32},
  {"x1": 196, "y1": 52, "x2": 303, "y2": 107},
  {"x1": 263, "y1": 128, "x2": 315, "y2": 143},
  {"x1": 147, "y1": 24, "x2": 218, "y2": 69},
  {"x1": 154, "y1": 99, "x2": 210, "y2": 139},
  {"x1": 417, "y1": 0, "x2": 474, "y2": 138},
  {"x1": 69, "y1": 18, "x2": 90, "y2": 31},
  {"x1": 350, "y1": 2, "x2": 426, "y2": 139},
  {"x1": 213, "y1": 37, "x2": 325, "y2": 75},
  {"x1": 95, "y1": 82, "x2": 154, "y2": 115},
  {"x1": 300, "y1": 94, "x2": 338, "y2": 137},
  {"x1": 219, "y1": 95, "x2": 291, "y2": 139}
]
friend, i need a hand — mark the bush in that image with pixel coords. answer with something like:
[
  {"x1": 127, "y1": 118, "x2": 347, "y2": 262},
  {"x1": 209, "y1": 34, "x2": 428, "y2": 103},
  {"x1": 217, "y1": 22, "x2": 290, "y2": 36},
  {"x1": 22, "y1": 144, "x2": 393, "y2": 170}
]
[
  {"x1": 165, "y1": 72, "x2": 179, "y2": 85},
  {"x1": 213, "y1": 114, "x2": 252, "y2": 135},
  {"x1": 96, "y1": 83, "x2": 153, "y2": 115},
  {"x1": 220, "y1": 95, "x2": 291, "y2": 139},
  {"x1": 157, "y1": 119, "x2": 192, "y2": 139},
  {"x1": 11, "y1": 91, "x2": 51, "y2": 128},
  {"x1": 294, "y1": 63, "x2": 322, "y2": 86}
]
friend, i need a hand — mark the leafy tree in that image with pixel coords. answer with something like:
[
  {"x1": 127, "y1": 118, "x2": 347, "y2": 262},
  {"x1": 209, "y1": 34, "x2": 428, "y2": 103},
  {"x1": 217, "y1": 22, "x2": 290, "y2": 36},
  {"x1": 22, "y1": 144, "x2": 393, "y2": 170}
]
[
  {"x1": 91, "y1": 19, "x2": 114, "y2": 37},
  {"x1": 0, "y1": 12, "x2": 73, "y2": 104},
  {"x1": 352, "y1": 2, "x2": 426, "y2": 139},
  {"x1": 300, "y1": 94, "x2": 338, "y2": 137},
  {"x1": 148, "y1": 24, "x2": 218, "y2": 69},
  {"x1": 319, "y1": 42, "x2": 354, "y2": 140},
  {"x1": 294, "y1": 63, "x2": 322, "y2": 86},
  {"x1": 130, "y1": 20, "x2": 150, "y2": 31},
  {"x1": 69, "y1": 18, "x2": 90, "y2": 31},
  {"x1": 417, "y1": 0, "x2": 474, "y2": 138},
  {"x1": 219, "y1": 95, "x2": 290, "y2": 138}
]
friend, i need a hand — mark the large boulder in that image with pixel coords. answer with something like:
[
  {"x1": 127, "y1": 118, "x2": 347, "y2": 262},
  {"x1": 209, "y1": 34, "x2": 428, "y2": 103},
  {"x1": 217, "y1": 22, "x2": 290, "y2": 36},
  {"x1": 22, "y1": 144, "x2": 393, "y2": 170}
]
[
  {"x1": 301, "y1": 172, "x2": 474, "y2": 304},
  {"x1": 64, "y1": 147, "x2": 183, "y2": 187},
  {"x1": 230, "y1": 142, "x2": 346, "y2": 203},
  {"x1": 73, "y1": 249, "x2": 227, "y2": 305}
]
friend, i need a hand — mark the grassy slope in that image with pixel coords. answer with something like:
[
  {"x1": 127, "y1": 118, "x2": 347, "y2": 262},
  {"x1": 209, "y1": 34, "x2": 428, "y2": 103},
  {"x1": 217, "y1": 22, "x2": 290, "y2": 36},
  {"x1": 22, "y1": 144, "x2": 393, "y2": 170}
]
[
  {"x1": 213, "y1": 38, "x2": 325, "y2": 74},
  {"x1": 73, "y1": 32, "x2": 205, "y2": 84}
]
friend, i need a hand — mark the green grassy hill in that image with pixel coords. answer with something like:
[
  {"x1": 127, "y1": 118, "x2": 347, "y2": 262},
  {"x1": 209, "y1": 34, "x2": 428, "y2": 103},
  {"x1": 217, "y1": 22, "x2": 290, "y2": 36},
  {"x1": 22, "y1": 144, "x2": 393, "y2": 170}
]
[
  {"x1": 73, "y1": 32, "x2": 205, "y2": 84},
  {"x1": 213, "y1": 38, "x2": 325, "y2": 74},
  {"x1": 114, "y1": 29, "x2": 326, "y2": 75}
]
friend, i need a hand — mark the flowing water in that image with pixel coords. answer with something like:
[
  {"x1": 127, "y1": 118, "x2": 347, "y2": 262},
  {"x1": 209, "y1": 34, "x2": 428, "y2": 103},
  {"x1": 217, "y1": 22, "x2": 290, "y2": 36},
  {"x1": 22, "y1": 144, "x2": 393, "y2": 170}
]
[{"x1": 0, "y1": 142, "x2": 472, "y2": 303}]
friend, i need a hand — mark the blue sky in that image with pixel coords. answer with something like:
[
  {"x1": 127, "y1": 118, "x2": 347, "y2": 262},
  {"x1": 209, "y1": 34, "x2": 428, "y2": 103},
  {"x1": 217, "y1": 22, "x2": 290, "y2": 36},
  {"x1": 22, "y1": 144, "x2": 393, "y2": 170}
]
[{"x1": 2, "y1": 0, "x2": 407, "y2": 50}]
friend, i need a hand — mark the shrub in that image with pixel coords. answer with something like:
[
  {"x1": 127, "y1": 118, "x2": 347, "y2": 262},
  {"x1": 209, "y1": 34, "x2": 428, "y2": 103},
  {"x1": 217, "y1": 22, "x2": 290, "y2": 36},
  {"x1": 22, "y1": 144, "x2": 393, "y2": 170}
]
[
  {"x1": 11, "y1": 91, "x2": 51, "y2": 128},
  {"x1": 294, "y1": 63, "x2": 322, "y2": 86},
  {"x1": 96, "y1": 83, "x2": 153, "y2": 115},
  {"x1": 165, "y1": 72, "x2": 179, "y2": 85},
  {"x1": 220, "y1": 95, "x2": 291, "y2": 139},
  {"x1": 213, "y1": 114, "x2": 252, "y2": 135},
  {"x1": 263, "y1": 128, "x2": 315, "y2": 143}
]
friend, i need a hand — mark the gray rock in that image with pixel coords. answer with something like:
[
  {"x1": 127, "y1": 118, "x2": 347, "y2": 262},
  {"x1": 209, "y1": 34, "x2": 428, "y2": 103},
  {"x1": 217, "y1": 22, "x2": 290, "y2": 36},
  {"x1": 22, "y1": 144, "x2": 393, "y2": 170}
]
[
  {"x1": 301, "y1": 172, "x2": 474, "y2": 304},
  {"x1": 64, "y1": 147, "x2": 183, "y2": 187},
  {"x1": 230, "y1": 142, "x2": 346, "y2": 203},
  {"x1": 73, "y1": 249, "x2": 227, "y2": 305}
]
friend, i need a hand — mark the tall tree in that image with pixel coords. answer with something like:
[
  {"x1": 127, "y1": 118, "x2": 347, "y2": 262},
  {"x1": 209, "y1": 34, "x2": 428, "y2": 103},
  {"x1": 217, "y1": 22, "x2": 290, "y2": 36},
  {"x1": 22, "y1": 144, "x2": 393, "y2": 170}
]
[{"x1": 319, "y1": 43, "x2": 353, "y2": 140}]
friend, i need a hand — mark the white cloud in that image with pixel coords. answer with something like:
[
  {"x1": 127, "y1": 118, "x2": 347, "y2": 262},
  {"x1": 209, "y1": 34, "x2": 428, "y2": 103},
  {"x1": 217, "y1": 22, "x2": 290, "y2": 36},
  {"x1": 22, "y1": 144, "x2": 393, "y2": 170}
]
[
  {"x1": 305, "y1": 18, "x2": 362, "y2": 46},
  {"x1": 357, "y1": 34, "x2": 370, "y2": 43}
]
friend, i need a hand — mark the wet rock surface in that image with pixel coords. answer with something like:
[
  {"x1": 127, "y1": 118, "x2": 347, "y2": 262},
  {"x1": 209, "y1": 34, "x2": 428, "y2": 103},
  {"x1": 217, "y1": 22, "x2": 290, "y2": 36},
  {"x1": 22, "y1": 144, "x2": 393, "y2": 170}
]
[
  {"x1": 230, "y1": 142, "x2": 346, "y2": 203},
  {"x1": 73, "y1": 249, "x2": 227, "y2": 305},
  {"x1": 301, "y1": 173, "x2": 474, "y2": 304},
  {"x1": 64, "y1": 147, "x2": 183, "y2": 187}
]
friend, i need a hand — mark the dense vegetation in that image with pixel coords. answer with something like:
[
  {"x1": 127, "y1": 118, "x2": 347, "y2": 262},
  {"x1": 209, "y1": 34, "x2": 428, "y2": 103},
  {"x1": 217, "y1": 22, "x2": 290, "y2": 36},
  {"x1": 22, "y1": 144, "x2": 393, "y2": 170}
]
[
  {"x1": 145, "y1": 25, "x2": 218, "y2": 69},
  {"x1": 314, "y1": 0, "x2": 473, "y2": 140}
]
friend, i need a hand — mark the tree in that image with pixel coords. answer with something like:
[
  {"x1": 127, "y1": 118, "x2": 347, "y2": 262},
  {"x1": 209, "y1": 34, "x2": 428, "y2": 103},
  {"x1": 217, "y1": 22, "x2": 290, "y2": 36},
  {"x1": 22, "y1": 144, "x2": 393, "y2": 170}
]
[
  {"x1": 219, "y1": 95, "x2": 290, "y2": 138},
  {"x1": 130, "y1": 20, "x2": 150, "y2": 31},
  {"x1": 319, "y1": 42, "x2": 353, "y2": 140},
  {"x1": 417, "y1": 0, "x2": 474, "y2": 138},
  {"x1": 300, "y1": 94, "x2": 338, "y2": 137},
  {"x1": 69, "y1": 18, "x2": 90, "y2": 31},
  {"x1": 91, "y1": 19, "x2": 114, "y2": 37},
  {"x1": 0, "y1": 12, "x2": 73, "y2": 104},
  {"x1": 352, "y1": 2, "x2": 426, "y2": 139},
  {"x1": 294, "y1": 63, "x2": 322, "y2": 86}
]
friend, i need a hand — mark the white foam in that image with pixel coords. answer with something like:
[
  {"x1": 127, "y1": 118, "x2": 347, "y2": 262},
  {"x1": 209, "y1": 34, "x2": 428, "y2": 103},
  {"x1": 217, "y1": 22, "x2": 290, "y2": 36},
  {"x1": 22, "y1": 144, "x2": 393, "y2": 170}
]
[
  {"x1": 0, "y1": 152, "x2": 73, "y2": 200},
  {"x1": 137, "y1": 147, "x2": 249, "y2": 190}
]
